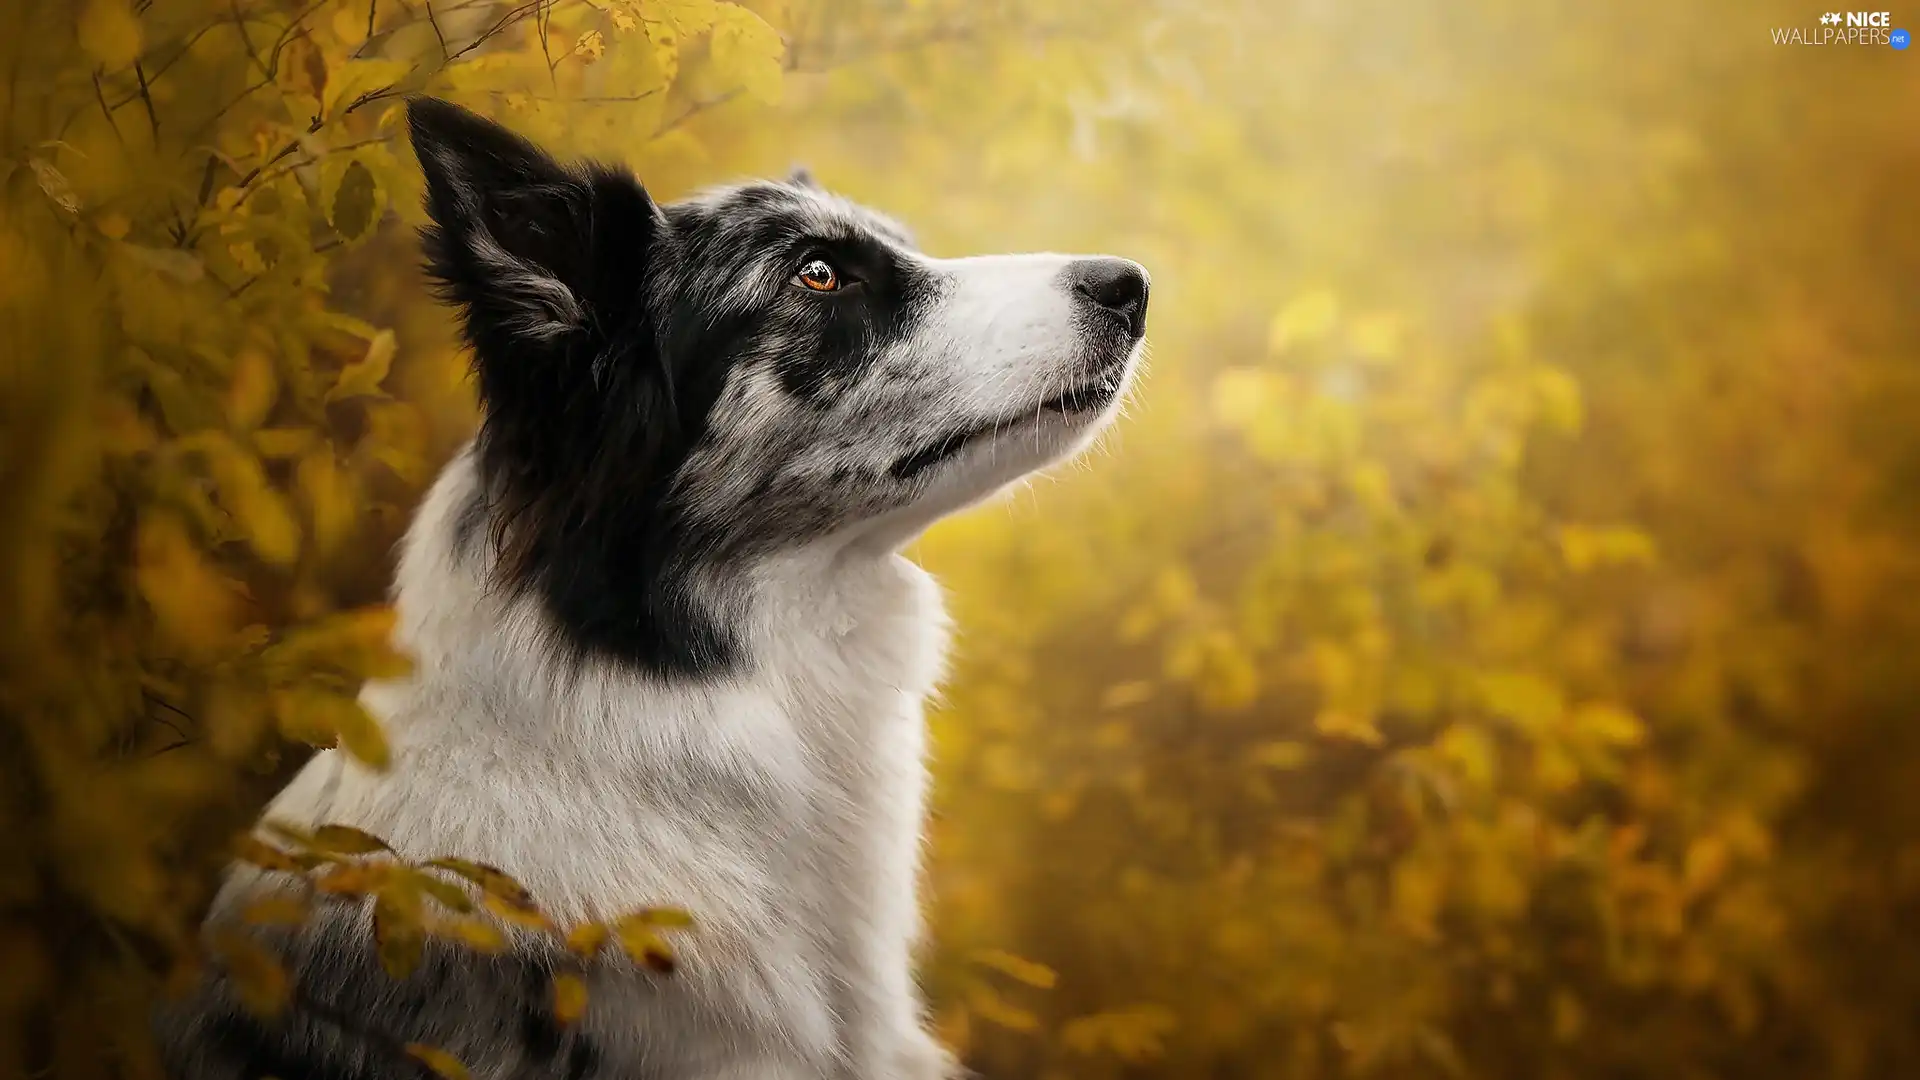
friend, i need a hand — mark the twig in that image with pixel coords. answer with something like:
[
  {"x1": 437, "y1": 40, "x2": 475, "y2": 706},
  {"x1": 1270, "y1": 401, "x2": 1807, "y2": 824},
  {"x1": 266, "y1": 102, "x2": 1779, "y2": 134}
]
[
  {"x1": 134, "y1": 61, "x2": 160, "y2": 140},
  {"x1": 425, "y1": 0, "x2": 447, "y2": 57},
  {"x1": 93, "y1": 68, "x2": 126, "y2": 145},
  {"x1": 445, "y1": 0, "x2": 548, "y2": 65},
  {"x1": 651, "y1": 89, "x2": 744, "y2": 141},
  {"x1": 232, "y1": 0, "x2": 264, "y2": 70},
  {"x1": 193, "y1": 0, "x2": 332, "y2": 143}
]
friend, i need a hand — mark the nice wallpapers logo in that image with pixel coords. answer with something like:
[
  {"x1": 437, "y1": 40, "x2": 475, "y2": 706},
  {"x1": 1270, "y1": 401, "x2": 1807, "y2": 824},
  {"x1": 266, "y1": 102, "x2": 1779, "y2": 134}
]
[{"x1": 1771, "y1": 10, "x2": 1911, "y2": 46}]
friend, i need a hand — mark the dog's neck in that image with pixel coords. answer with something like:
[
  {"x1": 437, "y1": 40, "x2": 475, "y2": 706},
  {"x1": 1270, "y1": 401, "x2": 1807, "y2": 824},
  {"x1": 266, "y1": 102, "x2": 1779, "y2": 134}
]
[{"x1": 382, "y1": 443, "x2": 948, "y2": 749}]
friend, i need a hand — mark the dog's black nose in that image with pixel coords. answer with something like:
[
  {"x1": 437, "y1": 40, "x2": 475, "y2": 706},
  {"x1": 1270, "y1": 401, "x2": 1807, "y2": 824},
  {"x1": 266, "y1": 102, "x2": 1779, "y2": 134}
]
[{"x1": 1068, "y1": 258, "x2": 1150, "y2": 339}]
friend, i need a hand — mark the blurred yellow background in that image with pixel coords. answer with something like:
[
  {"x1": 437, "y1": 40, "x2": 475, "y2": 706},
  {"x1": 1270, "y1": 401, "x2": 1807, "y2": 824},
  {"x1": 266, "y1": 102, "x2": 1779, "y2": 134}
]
[{"x1": 3, "y1": 1, "x2": 1918, "y2": 1077}]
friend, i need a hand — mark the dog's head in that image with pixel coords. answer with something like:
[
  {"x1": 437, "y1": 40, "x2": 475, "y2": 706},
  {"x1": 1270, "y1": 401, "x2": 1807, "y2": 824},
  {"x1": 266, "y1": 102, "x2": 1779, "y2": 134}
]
[{"x1": 407, "y1": 98, "x2": 1147, "y2": 671}]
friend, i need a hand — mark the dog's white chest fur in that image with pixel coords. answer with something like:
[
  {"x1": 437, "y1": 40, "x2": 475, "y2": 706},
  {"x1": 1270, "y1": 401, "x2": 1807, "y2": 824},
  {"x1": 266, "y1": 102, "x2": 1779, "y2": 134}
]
[{"x1": 258, "y1": 449, "x2": 954, "y2": 1078}]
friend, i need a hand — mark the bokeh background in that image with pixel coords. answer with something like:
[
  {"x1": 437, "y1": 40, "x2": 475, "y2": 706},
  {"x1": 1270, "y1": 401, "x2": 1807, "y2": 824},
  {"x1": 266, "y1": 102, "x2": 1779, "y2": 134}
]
[{"x1": 4, "y1": 0, "x2": 1919, "y2": 1077}]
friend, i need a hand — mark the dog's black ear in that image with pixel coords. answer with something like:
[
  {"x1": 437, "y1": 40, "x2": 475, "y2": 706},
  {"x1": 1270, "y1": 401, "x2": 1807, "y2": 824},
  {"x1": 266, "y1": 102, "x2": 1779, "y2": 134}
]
[
  {"x1": 786, "y1": 164, "x2": 820, "y2": 190},
  {"x1": 408, "y1": 96, "x2": 663, "y2": 357},
  {"x1": 408, "y1": 96, "x2": 684, "y2": 591}
]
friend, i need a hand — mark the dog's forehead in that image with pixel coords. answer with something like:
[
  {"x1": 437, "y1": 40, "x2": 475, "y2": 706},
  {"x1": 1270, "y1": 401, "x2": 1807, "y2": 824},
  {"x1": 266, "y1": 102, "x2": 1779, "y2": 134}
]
[{"x1": 670, "y1": 180, "x2": 917, "y2": 252}]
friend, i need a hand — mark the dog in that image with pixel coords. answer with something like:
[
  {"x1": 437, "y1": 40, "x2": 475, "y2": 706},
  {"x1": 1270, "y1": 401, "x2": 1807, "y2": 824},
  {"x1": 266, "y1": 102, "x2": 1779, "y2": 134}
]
[{"x1": 156, "y1": 96, "x2": 1148, "y2": 1080}]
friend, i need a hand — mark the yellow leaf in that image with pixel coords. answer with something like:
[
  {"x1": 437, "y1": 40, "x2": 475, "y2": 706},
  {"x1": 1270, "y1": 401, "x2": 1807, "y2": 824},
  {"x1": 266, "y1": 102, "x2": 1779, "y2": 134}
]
[
  {"x1": 1099, "y1": 681, "x2": 1155, "y2": 710},
  {"x1": 1389, "y1": 860, "x2": 1443, "y2": 941},
  {"x1": 565, "y1": 921, "x2": 610, "y2": 959},
  {"x1": 1268, "y1": 289, "x2": 1340, "y2": 353},
  {"x1": 374, "y1": 890, "x2": 426, "y2": 978},
  {"x1": 612, "y1": 914, "x2": 677, "y2": 973},
  {"x1": 313, "y1": 860, "x2": 394, "y2": 896},
  {"x1": 483, "y1": 893, "x2": 555, "y2": 933},
  {"x1": 321, "y1": 59, "x2": 413, "y2": 120},
  {"x1": 1435, "y1": 724, "x2": 1498, "y2": 789},
  {"x1": 433, "y1": 917, "x2": 507, "y2": 953},
  {"x1": 328, "y1": 329, "x2": 397, "y2": 403},
  {"x1": 552, "y1": 973, "x2": 589, "y2": 1025},
  {"x1": 1533, "y1": 366, "x2": 1584, "y2": 434},
  {"x1": 295, "y1": 449, "x2": 357, "y2": 561},
  {"x1": 1475, "y1": 671, "x2": 1565, "y2": 734},
  {"x1": 1313, "y1": 708, "x2": 1383, "y2": 747},
  {"x1": 1061, "y1": 1007, "x2": 1179, "y2": 1064},
  {"x1": 135, "y1": 512, "x2": 241, "y2": 657},
  {"x1": 708, "y1": 5, "x2": 785, "y2": 104},
  {"x1": 77, "y1": 0, "x2": 143, "y2": 71},
  {"x1": 307, "y1": 825, "x2": 392, "y2": 856},
  {"x1": 331, "y1": 697, "x2": 393, "y2": 771},
  {"x1": 255, "y1": 427, "x2": 322, "y2": 459},
  {"x1": 965, "y1": 982, "x2": 1040, "y2": 1033},
  {"x1": 406, "y1": 1045, "x2": 472, "y2": 1080},
  {"x1": 626, "y1": 906, "x2": 695, "y2": 929},
  {"x1": 1347, "y1": 462, "x2": 1396, "y2": 514},
  {"x1": 95, "y1": 212, "x2": 132, "y2": 240},
  {"x1": 1152, "y1": 566, "x2": 1198, "y2": 612},
  {"x1": 971, "y1": 948, "x2": 1057, "y2": 989},
  {"x1": 610, "y1": 9, "x2": 638, "y2": 33},
  {"x1": 1684, "y1": 836, "x2": 1731, "y2": 896},
  {"x1": 655, "y1": 0, "x2": 723, "y2": 34},
  {"x1": 574, "y1": 29, "x2": 606, "y2": 62},
  {"x1": 1557, "y1": 524, "x2": 1658, "y2": 572},
  {"x1": 1572, "y1": 703, "x2": 1646, "y2": 746},
  {"x1": 187, "y1": 433, "x2": 301, "y2": 566},
  {"x1": 424, "y1": 859, "x2": 536, "y2": 910},
  {"x1": 1251, "y1": 740, "x2": 1311, "y2": 770},
  {"x1": 265, "y1": 606, "x2": 406, "y2": 679},
  {"x1": 230, "y1": 241, "x2": 267, "y2": 274},
  {"x1": 225, "y1": 346, "x2": 278, "y2": 431},
  {"x1": 210, "y1": 930, "x2": 290, "y2": 1017},
  {"x1": 407, "y1": 870, "x2": 475, "y2": 914},
  {"x1": 1347, "y1": 312, "x2": 1404, "y2": 361},
  {"x1": 232, "y1": 835, "x2": 305, "y2": 874}
]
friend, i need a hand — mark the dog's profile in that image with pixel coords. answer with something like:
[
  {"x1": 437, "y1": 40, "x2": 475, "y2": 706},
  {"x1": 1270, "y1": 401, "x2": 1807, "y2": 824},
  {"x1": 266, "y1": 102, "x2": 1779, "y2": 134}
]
[{"x1": 156, "y1": 97, "x2": 1148, "y2": 1080}]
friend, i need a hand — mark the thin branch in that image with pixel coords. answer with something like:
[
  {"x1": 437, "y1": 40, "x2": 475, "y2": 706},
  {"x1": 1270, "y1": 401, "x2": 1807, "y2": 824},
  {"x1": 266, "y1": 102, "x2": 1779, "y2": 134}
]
[
  {"x1": 425, "y1": 0, "x2": 448, "y2": 58},
  {"x1": 193, "y1": 0, "x2": 332, "y2": 143},
  {"x1": 538, "y1": 0, "x2": 559, "y2": 88},
  {"x1": 93, "y1": 69, "x2": 126, "y2": 145},
  {"x1": 141, "y1": 691, "x2": 195, "y2": 744},
  {"x1": 134, "y1": 61, "x2": 161, "y2": 140},
  {"x1": 651, "y1": 89, "x2": 744, "y2": 141},
  {"x1": 229, "y1": 133, "x2": 397, "y2": 210},
  {"x1": 445, "y1": 0, "x2": 548, "y2": 65},
  {"x1": 231, "y1": 0, "x2": 264, "y2": 71}
]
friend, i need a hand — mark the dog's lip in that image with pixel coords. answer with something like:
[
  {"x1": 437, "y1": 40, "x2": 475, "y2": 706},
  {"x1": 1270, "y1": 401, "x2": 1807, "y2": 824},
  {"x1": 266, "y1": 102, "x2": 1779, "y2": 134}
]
[
  {"x1": 888, "y1": 372, "x2": 1127, "y2": 481},
  {"x1": 1038, "y1": 374, "x2": 1124, "y2": 414}
]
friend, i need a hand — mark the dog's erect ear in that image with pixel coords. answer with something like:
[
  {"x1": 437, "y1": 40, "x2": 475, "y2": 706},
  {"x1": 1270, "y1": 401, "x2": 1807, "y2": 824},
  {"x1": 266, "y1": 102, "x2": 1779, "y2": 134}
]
[
  {"x1": 786, "y1": 165, "x2": 820, "y2": 190},
  {"x1": 407, "y1": 96, "x2": 662, "y2": 353}
]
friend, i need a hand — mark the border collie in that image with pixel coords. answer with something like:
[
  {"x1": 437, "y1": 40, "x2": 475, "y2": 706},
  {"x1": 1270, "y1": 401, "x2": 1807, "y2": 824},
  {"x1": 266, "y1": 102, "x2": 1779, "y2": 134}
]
[{"x1": 158, "y1": 97, "x2": 1148, "y2": 1080}]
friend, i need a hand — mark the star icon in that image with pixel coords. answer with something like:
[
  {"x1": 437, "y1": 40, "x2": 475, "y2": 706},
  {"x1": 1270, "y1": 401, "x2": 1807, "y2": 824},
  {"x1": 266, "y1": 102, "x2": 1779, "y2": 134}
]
[{"x1": 1821, "y1": 11, "x2": 1841, "y2": 23}]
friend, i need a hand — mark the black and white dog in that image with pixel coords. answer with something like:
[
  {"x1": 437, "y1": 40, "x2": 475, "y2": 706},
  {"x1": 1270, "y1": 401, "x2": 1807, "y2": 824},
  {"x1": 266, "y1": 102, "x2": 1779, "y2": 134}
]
[{"x1": 158, "y1": 97, "x2": 1147, "y2": 1080}]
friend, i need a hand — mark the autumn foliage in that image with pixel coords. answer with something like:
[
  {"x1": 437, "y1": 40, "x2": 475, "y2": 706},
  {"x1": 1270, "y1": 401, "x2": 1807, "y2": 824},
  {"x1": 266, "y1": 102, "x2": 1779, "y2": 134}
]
[{"x1": 3, "y1": 0, "x2": 1918, "y2": 1078}]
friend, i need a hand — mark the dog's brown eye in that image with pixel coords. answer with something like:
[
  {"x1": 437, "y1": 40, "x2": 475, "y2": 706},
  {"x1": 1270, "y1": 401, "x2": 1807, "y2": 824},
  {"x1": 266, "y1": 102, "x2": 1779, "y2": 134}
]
[{"x1": 793, "y1": 257, "x2": 841, "y2": 292}]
